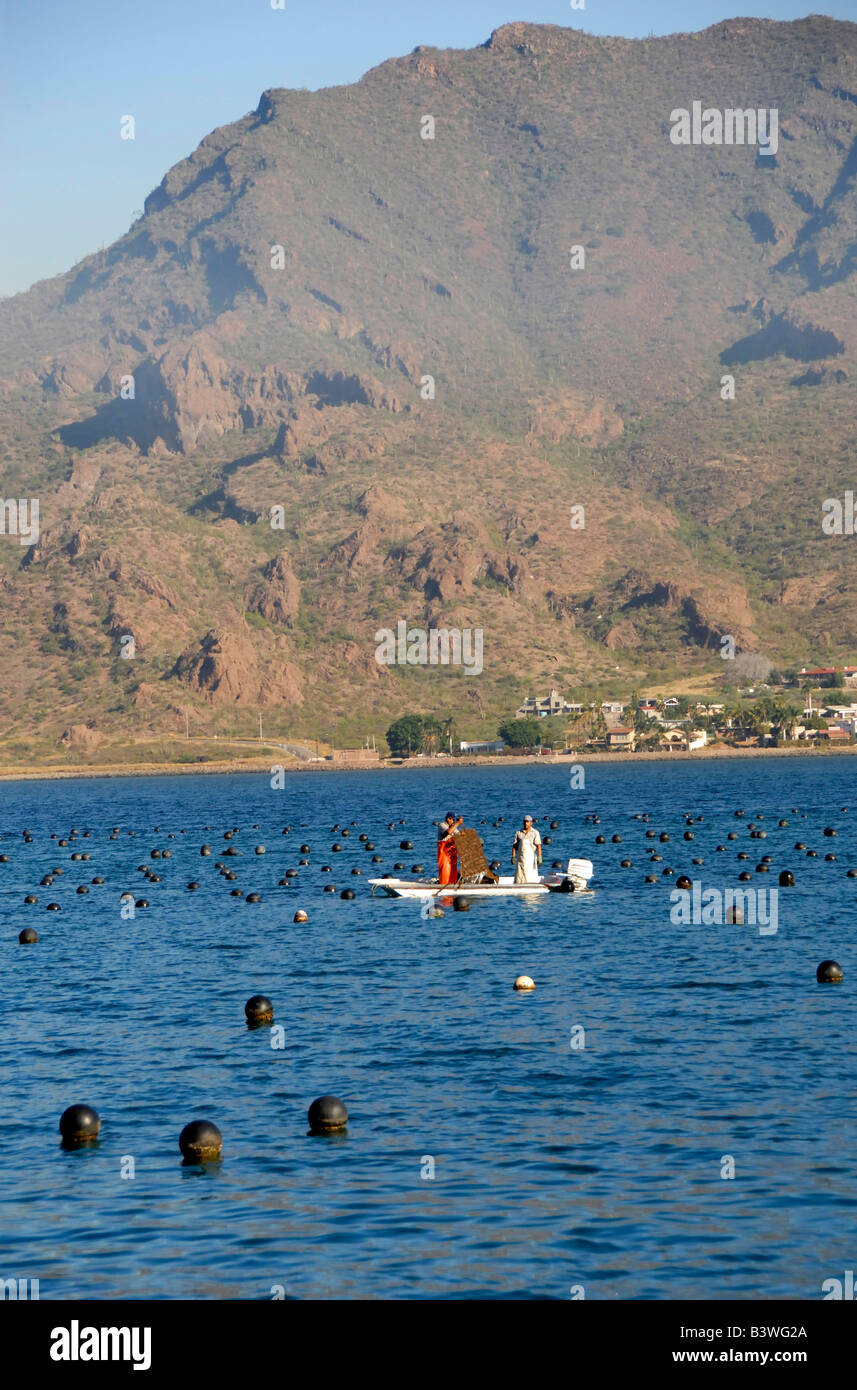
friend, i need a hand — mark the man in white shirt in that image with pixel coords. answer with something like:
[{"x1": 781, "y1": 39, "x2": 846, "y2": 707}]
[{"x1": 511, "y1": 815, "x2": 542, "y2": 883}]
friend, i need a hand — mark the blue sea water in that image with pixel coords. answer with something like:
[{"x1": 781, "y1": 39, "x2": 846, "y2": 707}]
[{"x1": 0, "y1": 756, "x2": 854, "y2": 1301}]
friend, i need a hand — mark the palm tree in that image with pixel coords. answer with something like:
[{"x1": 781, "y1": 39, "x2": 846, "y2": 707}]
[
  {"x1": 420, "y1": 717, "x2": 443, "y2": 755},
  {"x1": 439, "y1": 715, "x2": 456, "y2": 753}
]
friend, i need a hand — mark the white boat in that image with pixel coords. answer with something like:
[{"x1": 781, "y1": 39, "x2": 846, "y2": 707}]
[{"x1": 369, "y1": 857, "x2": 594, "y2": 900}]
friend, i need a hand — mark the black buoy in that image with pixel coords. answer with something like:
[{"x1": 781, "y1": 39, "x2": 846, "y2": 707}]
[
  {"x1": 738, "y1": 872, "x2": 752, "y2": 882},
  {"x1": 179, "y1": 1119, "x2": 223, "y2": 1161},
  {"x1": 46, "y1": 903, "x2": 61, "y2": 911},
  {"x1": 824, "y1": 828, "x2": 837, "y2": 837},
  {"x1": 411, "y1": 865, "x2": 424, "y2": 873},
  {"x1": 683, "y1": 831, "x2": 694, "y2": 841},
  {"x1": 135, "y1": 899, "x2": 149, "y2": 908},
  {"x1": 308, "y1": 1096, "x2": 348, "y2": 1133},
  {"x1": 24, "y1": 894, "x2": 38, "y2": 904},
  {"x1": 676, "y1": 875, "x2": 692, "y2": 890},
  {"x1": 59, "y1": 1104, "x2": 100, "y2": 1143},
  {"x1": 595, "y1": 835, "x2": 606, "y2": 844},
  {"x1": 400, "y1": 840, "x2": 413, "y2": 850},
  {"x1": 340, "y1": 889, "x2": 355, "y2": 899},
  {"x1": 611, "y1": 834, "x2": 621, "y2": 844},
  {"x1": 816, "y1": 960, "x2": 843, "y2": 983},
  {"x1": 660, "y1": 833, "x2": 669, "y2": 842},
  {"x1": 19, "y1": 927, "x2": 38, "y2": 944},
  {"x1": 453, "y1": 896, "x2": 470, "y2": 910},
  {"x1": 245, "y1": 994, "x2": 273, "y2": 1024},
  {"x1": 247, "y1": 893, "x2": 261, "y2": 903},
  {"x1": 351, "y1": 867, "x2": 362, "y2": 876},
  {"x1": 779, "y1": 870, "x2": 795, "y2": 887}
]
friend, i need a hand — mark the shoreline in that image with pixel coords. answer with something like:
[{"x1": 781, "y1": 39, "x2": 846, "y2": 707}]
[{"x1": 1, "y1": 742, "x2": 856, "y2": 782}]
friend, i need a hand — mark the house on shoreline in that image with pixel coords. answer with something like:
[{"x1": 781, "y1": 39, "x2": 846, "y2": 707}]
[
  {"x1": 659, "y1": 729, "x2": 708, "y2": 752},
  {"x1": 515, "y1": 689, "x2": 582, "y2": 718},
  {"x1": 606, "y1": 726, "x2": 635, "y2": 750},
  {"x1": 799, "y1": 667, "x2": 857, "y2": 687}
]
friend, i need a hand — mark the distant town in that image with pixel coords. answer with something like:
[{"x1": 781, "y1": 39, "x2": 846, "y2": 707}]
[
  {"x1": 371, "y1": 667, "x2": 857, "y2": 762},
  {"x1": 459, "y1": 670, "x2": 857, "y2": 756}
]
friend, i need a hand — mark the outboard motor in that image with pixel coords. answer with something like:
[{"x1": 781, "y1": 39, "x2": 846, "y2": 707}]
[
  {"x1": 565, "y1": 858, "x2": 594, "y2": 890},
  {"x1": 545, "y1": 857, "x2": 594, "y2": 892}
]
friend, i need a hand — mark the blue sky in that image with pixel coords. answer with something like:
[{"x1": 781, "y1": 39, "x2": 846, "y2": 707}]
[{"x1": 1, "y1": 2, "x2": 853, "y2": 296}]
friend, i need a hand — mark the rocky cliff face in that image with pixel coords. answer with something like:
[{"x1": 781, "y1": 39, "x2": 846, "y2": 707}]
[{"x1": 1, "y1": 17, "x2": 856, "y2": 744}]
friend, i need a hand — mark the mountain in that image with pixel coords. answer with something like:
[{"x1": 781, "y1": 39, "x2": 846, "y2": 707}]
[{"x1": 1, "y1": 16, "x2": 857, "y2": 752}]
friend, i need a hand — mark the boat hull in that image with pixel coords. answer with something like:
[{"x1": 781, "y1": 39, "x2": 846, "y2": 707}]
[{"x1": 369, "y1": 874, "x2": 579, "y2": 899}]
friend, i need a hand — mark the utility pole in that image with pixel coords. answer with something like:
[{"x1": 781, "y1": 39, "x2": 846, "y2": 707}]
[
  {"x1": 259, "y1": 711, "x2": 263, "y2": 742},
  {"x1": 185, "y1": 709, "x2": 189, "y2": 740}
]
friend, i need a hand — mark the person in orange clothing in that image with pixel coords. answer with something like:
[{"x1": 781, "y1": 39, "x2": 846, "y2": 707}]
[{"x1": 437, "y1": 811, "x2": 464, "y2": 884}]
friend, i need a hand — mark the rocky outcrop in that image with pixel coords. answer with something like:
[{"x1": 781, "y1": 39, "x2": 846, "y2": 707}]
[
  {"x1": 171, "y1": 627, "x2": 303, "y2": 706},
  {"x1": 605, "y1": 620, "x2": 640, "y2": 650},
  {"x1": 245, "y1": 551, "x2": 301, "y2": 625},
  {"x1": 60, "y1": 723, "x2": 103, "y2": 748}
]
